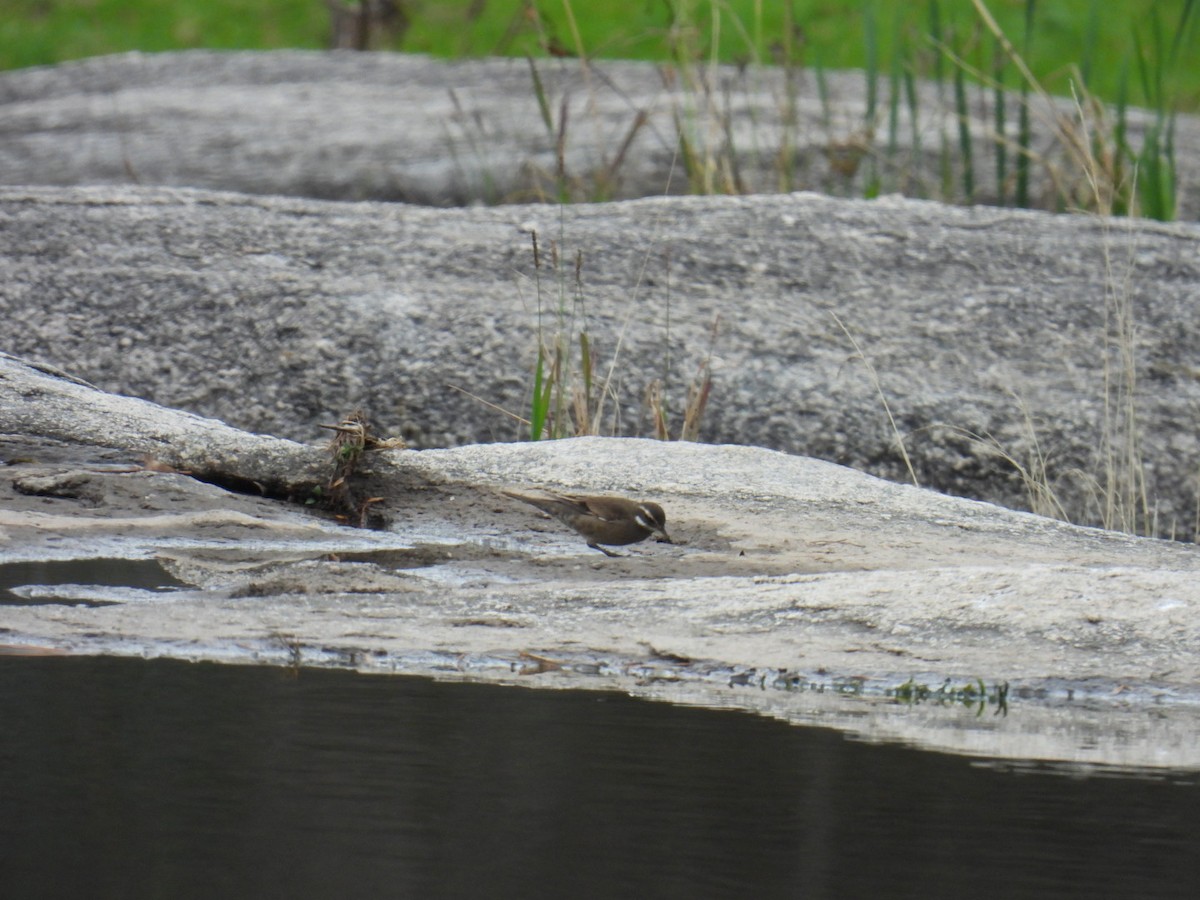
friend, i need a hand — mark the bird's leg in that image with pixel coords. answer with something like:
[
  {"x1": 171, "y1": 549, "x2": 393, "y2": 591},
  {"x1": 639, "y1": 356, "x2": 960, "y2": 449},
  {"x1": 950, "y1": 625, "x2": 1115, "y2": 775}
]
[{"x1": 588, "y1": 542, "x2": 624, "y2": 558}]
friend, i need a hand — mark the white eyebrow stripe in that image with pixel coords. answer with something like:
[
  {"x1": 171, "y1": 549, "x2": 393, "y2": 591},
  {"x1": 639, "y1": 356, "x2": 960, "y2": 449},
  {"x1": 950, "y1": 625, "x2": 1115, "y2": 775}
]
[{"x1": 635, "y1": 513, "x2": 653, "y2": 529}]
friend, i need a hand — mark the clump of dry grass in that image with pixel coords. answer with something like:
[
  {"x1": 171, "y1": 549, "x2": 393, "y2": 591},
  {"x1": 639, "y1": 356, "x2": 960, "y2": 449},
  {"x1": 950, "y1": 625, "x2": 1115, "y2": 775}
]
[
  {"x1": 316, "y1": 408, "x2": 404, "y2": 526},
  {"x1": 520, "y1": 230, "x2": 716, "y2": 442}
]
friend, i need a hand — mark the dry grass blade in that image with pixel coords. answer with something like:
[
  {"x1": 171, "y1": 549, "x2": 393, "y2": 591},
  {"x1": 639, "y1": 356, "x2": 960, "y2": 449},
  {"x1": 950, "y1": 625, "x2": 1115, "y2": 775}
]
[
  {"x1": 645, "y1": 379, "x2": 669, "y2": 441},
  {"x1": 447, "y1": 383, "x2": 531, "y2": 427},
  {"x1": 316, "y1": 409, "x2": 401, "y2": 527},
  {"x1": 832, "y1": 312, "x2": 919, "y2": 488},
  {"x1": 680, "y1": 369, "x2": 713, "y2": 442}
]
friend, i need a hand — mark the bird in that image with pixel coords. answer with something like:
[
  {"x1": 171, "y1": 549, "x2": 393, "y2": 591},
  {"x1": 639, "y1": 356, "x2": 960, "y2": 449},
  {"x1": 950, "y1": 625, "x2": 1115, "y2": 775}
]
[{"x1": 502, "y1": 490, "x2": 673, "y2": 557}]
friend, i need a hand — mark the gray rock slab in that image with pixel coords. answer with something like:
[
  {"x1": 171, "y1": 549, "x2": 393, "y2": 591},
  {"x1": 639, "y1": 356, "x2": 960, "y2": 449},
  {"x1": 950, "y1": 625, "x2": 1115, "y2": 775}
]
[
  {"x1": 2, "y1": 354, "x2": 1200, "y2": 770},
  {"x1": 1, "y1": 50, "x2": 1196, "y2": 217},
  {"x1": 2, "y1": 185, "x2": 1199, "y2": 535}
]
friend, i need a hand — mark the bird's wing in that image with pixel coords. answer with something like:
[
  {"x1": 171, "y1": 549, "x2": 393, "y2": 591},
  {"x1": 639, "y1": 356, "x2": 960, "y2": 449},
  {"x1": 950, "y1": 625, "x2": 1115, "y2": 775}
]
[{"x1": 576, "y1": 496, "x2": 618, "y2": 521}]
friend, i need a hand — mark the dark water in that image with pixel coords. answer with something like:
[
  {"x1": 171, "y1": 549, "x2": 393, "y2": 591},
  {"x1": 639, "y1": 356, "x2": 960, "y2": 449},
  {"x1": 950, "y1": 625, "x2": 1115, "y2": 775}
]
[
  {"x1": 1, "y1": 656, "x2": 1197, "y2": 900},
  {"x1": 0, "y1": 559, "x2": 185, "y2": 605}
]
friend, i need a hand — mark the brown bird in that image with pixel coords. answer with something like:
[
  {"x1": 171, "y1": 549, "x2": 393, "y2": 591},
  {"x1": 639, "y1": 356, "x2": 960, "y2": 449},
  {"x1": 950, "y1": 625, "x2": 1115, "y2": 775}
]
[{"x1": 503, "y1": 490, "x2": 673, "y2": 557}]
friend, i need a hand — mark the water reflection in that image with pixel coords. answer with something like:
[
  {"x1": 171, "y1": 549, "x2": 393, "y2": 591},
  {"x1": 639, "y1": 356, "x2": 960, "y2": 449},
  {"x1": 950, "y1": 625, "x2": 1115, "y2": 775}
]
[{"x1": 1, "y1": 656, "x2": 1197, "y2": 898}]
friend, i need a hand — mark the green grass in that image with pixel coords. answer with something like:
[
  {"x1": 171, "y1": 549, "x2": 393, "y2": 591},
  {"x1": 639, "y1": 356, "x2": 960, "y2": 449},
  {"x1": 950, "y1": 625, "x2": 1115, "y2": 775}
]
[
  {"x1": 2, "y1": 1, "x2": 1196, "y2": 114},
  {"x1": 0, "y1": 0, "x2": 328, "y2": 70}
]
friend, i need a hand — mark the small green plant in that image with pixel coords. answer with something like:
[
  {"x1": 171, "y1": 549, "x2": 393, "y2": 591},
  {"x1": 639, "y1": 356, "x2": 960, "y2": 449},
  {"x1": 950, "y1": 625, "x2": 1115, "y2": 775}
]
[
  {"x1": 519, "y1": 229, "x2": 716, "y2": 442},
  {"x1": 890, "y1": 677, "x2": 1010, "y2": 716},
  {"x1": 525, "y1": 230, "x2": 601, "y2": 440}
]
